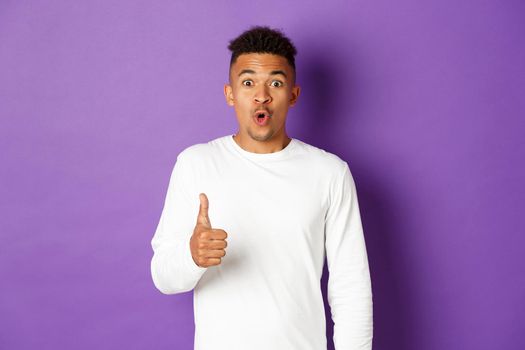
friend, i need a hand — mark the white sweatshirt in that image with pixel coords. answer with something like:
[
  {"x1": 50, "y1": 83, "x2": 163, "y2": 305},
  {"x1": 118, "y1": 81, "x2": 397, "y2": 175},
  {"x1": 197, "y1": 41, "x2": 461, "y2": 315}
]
[{"x1": 150, "y1": 134, "x2": 373, "y2": 350}]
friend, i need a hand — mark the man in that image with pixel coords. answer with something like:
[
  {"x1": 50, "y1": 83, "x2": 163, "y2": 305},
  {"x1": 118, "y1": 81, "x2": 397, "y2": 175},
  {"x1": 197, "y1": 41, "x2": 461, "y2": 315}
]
[{"x1": 150, "y1": 26, "x2": 373, "y2": 350}]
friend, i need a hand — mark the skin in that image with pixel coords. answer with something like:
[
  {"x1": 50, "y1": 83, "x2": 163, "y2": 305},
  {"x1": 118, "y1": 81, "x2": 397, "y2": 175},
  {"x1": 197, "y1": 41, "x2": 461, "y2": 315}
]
[
  {"x1": 190, "y1": 193, "x2": 227, "y2": 267},
  {"x1": 190, "y1": 53, "x2": 300, "y2": 267},
  {"x1": 224, "y1": 53, "x2": 301, "y2": 154}
]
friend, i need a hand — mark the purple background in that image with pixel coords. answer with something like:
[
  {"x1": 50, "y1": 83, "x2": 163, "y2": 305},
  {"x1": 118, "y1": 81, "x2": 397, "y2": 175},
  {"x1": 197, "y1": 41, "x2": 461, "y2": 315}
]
[{"x1": 1, "y1": 1, "x2": 524, "y2": 349}]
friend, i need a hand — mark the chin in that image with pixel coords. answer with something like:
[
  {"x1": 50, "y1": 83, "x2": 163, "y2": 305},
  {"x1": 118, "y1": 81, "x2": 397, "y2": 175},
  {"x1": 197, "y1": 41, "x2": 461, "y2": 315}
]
[{"x1": 248, "y1": 129, "x2": 274, "y2": 142}]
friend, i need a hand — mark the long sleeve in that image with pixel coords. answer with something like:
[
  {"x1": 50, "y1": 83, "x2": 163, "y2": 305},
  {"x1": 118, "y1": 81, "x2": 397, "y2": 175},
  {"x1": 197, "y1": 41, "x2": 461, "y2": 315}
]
[
  {"x1": 150, "y1": 152, "x2": 208, "y2": 294},
  {"x1": 324, "y1": 162, "x2": 373, "y2": 349}
]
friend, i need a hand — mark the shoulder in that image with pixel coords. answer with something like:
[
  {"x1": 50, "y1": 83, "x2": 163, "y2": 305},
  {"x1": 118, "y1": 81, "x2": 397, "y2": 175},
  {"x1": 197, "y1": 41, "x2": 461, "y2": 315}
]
[
  {"x1": 177, "y1": 143, "x2": 209, "y2": 162},
  {"x1": 176, "y1": 135, "x2": 227, "y2": 162},
  {"x1": 293, "y1": 138, "x2": 349, "y2": 176}
]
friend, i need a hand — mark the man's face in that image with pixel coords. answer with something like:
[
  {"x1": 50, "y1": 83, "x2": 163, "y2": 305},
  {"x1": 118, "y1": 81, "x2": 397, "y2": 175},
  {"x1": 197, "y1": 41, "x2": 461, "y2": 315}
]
[{"x1": 224, "y1": 53, "x2": 300, "y2": 143}]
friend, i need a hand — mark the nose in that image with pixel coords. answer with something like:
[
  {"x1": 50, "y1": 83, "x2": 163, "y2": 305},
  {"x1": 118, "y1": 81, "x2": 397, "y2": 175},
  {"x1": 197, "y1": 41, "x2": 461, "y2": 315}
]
[{"x1": 254, "y1": 86, "x2": 271, "y2": 104}]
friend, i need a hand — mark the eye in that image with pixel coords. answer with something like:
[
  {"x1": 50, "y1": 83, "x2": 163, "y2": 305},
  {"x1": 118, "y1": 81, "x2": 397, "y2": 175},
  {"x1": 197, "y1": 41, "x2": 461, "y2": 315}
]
[
  {"x1": 270, "y1": 80, "x2": 283, "y2": 87},
  {"x1": 242, "y1": 80, "x2": 253, "y2": 86}
]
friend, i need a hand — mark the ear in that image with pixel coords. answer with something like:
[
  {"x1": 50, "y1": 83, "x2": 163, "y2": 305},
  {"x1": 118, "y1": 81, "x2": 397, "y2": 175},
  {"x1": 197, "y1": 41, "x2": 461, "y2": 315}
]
[
  {"x1": 224, "y1": 84, "x2": 234, "y2": 106},
  {"x1": 289, "y1": 85, "x2": 301, "y2": 107}
]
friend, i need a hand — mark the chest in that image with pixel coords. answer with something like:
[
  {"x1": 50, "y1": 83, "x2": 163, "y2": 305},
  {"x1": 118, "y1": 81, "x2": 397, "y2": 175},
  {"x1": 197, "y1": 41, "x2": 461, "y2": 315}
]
[{"x1": 194, "y1": 162, "x2": 329, "y2": 246}]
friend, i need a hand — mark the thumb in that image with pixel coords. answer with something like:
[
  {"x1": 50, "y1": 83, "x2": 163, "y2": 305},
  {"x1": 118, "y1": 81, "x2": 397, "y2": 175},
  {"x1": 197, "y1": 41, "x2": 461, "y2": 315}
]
[{"x1": 197, "y1": 193, "x2": 211, "y2": 228}]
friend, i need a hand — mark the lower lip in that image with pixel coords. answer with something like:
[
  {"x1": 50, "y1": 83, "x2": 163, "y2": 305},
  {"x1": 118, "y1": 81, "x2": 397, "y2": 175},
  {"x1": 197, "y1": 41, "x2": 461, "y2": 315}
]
[{"x1": 253, "y1": 115, "x2": 270, "y2": 126}]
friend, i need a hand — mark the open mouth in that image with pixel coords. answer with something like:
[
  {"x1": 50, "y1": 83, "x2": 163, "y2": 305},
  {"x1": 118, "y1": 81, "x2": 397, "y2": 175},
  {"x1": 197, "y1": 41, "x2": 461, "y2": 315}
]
[{"x1": 254, "y1": 110, "x2": 271, "y2": 126}]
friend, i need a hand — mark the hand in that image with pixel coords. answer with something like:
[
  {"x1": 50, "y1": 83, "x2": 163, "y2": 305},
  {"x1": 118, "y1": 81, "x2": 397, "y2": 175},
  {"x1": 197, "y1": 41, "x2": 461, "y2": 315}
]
[{"x1": 190, "y1": 193, "x2": 228, "y2": 268}]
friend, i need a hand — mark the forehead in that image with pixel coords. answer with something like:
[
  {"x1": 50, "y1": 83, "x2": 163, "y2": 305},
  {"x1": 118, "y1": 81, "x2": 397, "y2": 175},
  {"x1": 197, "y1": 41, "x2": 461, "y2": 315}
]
[{"x1": 230, "y1": 53, "x2": 293, "y2": 77}]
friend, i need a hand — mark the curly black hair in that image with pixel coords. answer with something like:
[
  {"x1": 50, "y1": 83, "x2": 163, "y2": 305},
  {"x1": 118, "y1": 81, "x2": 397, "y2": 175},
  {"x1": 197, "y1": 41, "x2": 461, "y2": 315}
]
[{"x1": 227, "y1": 25, "x2": 297, "y2": 74}]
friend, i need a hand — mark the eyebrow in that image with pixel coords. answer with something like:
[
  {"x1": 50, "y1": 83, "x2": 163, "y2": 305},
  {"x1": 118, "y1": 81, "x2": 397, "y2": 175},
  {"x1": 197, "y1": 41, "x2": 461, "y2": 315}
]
[{"x1": 238, "y1": 69, "x2": 287, "y2": 78}]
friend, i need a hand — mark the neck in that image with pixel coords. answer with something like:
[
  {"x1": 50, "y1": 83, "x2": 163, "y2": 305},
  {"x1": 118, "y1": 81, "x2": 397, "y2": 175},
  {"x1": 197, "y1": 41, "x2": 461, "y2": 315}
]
[{"x1": 233, "y1": 132, "x2": 291, "y2": 154}]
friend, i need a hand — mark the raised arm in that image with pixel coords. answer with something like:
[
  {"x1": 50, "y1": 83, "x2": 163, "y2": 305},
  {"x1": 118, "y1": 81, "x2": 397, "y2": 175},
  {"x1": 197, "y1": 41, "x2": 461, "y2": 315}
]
[
  {"x1": 150, "y1": 153, "x2": 208, "y2": 294},
  {"x1": 325, "y1": 162, "x2": 373, "y2": 349}
]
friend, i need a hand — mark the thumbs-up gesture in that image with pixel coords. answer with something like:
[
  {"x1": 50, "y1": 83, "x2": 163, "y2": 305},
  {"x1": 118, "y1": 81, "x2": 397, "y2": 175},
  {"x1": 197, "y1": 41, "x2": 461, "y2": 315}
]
[{"x1": 190, "y1": 193, "x2": 228, "y2": 268}]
